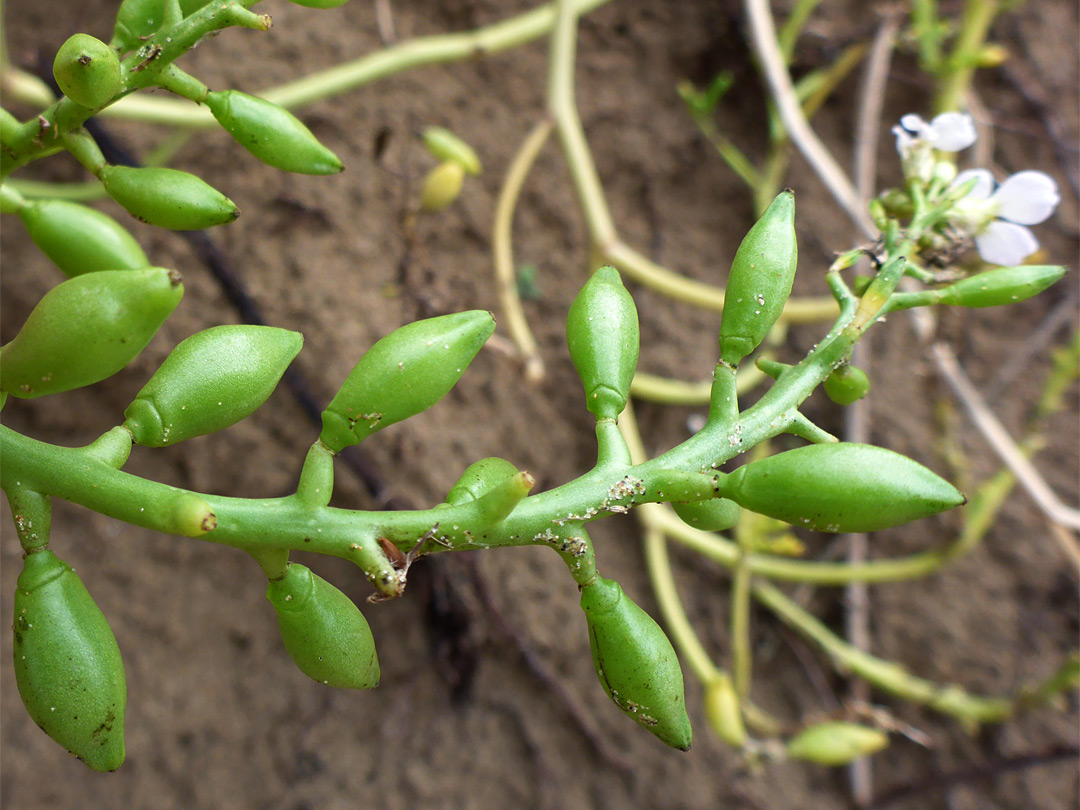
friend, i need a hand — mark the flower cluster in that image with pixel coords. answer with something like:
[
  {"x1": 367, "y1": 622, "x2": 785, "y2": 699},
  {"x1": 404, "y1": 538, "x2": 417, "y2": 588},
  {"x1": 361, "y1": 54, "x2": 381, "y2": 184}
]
[{"x1": 891, "y1": 112, "x2": 1060, "y2": 266}]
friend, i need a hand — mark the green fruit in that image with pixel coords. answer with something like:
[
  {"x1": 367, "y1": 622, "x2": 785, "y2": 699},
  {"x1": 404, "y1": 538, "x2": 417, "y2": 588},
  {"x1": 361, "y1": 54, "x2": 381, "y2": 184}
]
[
  {"x1": 112, "y1": 0, "x2": 213, "y2": 52},
  {"x1": 580, "y1": 577, "x2": 692, "y2": 750},
  {"x1": 205, "y1": 91, "x2": 343, "y2": 175},
  {"x1": 123, "y1": 325, "x2": 302, "y2": 446},
  {"x1": 266, "y1": 563, "x2": 379, "y2": 689},
  {"x1": 672, "y1": 497, "x2": 740, "y2": 532},
  {"x1": 419, "y1": 161, "x2": 465, "y2": 212},
  {"x1": 703, "y1": 673, "x2": 746, "y2": 748},
  {"x1": 446, "y1": 457, "x2": 520, "y2": 505},
  {"x1": 719, "y1": 191, "x2": 798, "y2": 366},
  {"x1": 53, "y1": 34, "x2": 121, "y2": 109},
  {"x1": 823, "y1": 364, "x2": 870, "y2": 406},
  {"x1": 566, "y1": 266, "x2": 640, "y2": 420},
  {"x1": 320, "y1": 310, "x2": 495, "y2": 453},
  {"x1": 19, "y1": 200, "x2": 148, "y2": 277},
  {"x1": 720, "y1": 443, "x2": 965, "y2": 533},
  {"x1": 13, "y1": 550, "x2": 126, "y2": 771},
  {"x1": 1, "y1": 267, "x2": 183, "y2": 398},
  {"x1": 421, "y1": 127, "x2": 482, "y2": 175},
  {"x1": 99, "y1": 165, "x2": 238, "y2": 230},
  {"x1": 786, "y1": 722, "x2": 888, "y2": 766},
  {"x1": 937, "y1": 265, "x2": 1066, "y2": 308}
]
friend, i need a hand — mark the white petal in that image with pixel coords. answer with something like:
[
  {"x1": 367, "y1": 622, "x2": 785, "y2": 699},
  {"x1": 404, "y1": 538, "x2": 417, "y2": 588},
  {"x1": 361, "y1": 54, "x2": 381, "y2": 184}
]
[
  {"x1": 991, "y1": 171, "x2": 1060, "y2": 225},
  {"x1": 899, "y1": 114, "x2": 931, "y2": 137},
  {"x1": 975, "y1": 220, "x2": 1039, "y2": 266},
  {"x1": 951, "y1": 168, "x2": 995, "y2": 200},
  {"x1": 892, "y1": 125, "x2": 916, "y2": 155},
  {"x1": 929, "y1": 112, "x2": 977, "y2": 151}
]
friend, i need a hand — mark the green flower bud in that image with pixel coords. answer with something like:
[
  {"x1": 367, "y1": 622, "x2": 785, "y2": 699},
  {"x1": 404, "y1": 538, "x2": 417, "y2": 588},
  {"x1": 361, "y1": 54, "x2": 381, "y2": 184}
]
[
  {"x1": 1, "y1": 267, "x2": 183, "y2": 398},
  {"x1": 937, "y1": 265, "x2": 1066, "y2": 308},
  {"x1": 13, "y1": 550, "x2": 127, "y2": 771},
  {"x1": 671, "y1": 497, "x2": 740, "y2": 532},
  {"x1": 580, "y1": 577, "x2": 692, "y2": 750},
  {"x1": 419, "y1": 161, "x2": 465, "y2": 213},
  {"x1": 205, "y1": 91, "x2": 343, "y2": 175},
  {"x1": 720, "y1": 443, "x2": 965, "y2": 533},
  {"x1": 421, "y1": 127, "x2": 482, "y2": 176},
  {"x1": 165, "y1": 492, "x2": 217, "y2": 536},
  {"x1": 320, "y1": 310, "x2": 495, "y2": 453},
  {"x1": 112, "y1": 0, "x2": 212, "y2": 53},
  {"x1": 18, "y1": 200, "x2": 148, "y2": 277},
  {"x1": 823, "y1": 364, "x2": 870, "y2": 406},
  {"x1": 703, "y1": 673, "x2": 746, "y2": 748},
  {"x1": 566, "y1": 266, "x2": 640, "y2": 420},
  {"x1": 266, "y1": 563, "x2": 379, "y2": 689},
  {"x1": 446, "y1": 457, "x2": 520, "y2": 505},
  {"x1": 719, "y1": 191, "x2": 798, "y2": 366},
  {"x1": 123, "y1": 325, "x2": 302, "y2": 446},
  {"x1": 786, "y1": 722, "x2": 888, "y2": 766},
  {"x1": 99, "y1": 165, "x2": 238, "y2": 230},
  {"x1": 53, "y1": 34, "x2": 121, "y2": 109}
]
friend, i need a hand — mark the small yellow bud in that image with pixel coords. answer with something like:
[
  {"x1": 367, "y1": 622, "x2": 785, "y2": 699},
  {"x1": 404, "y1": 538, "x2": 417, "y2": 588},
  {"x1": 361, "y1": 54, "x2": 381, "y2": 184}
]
[{"x1": 419, "y1": 161, "x2": 466, "y2": 213}]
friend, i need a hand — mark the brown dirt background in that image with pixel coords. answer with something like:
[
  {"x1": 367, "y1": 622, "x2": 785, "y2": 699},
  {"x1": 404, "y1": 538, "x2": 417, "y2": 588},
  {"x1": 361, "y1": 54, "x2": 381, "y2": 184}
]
[{"x1": 2, "y1": 1, "x2": 1078, "y2": 808}]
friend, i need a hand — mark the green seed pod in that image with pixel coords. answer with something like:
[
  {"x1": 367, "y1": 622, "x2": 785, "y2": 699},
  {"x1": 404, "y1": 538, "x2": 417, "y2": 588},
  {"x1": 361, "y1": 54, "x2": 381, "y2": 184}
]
[
  {"x1": 719, "y1": 191, "x2": 798, "y2": 366},
  {"x1": 421, "y1": 127, "x2": 482, "y2": 176},
  {"x1": 703, "y1": 673, "x2": 746, "y2": 748},
  {"x1": 580, "y1": 577, "x2": 692, "y2": 750},
  {"x1": 786, "y1": 722, "x2": 888, "y2": 766},
  {"x1": 445, "y1": 457, "x2": 520, "y2": 505},
  {"x1": 123, "y1": 325, "x2": 302, "y2": 446},
  {"x1": 112, "y1": 0, "x2": 213, "y2": 52},
  {"x1": 18, "y1": 200, "x2": 148, "y2": 277},
  {"x1": 320, "y1": 310, "x2": 495, "y2": 453},
  {"x1": 53, "y1": 34, "x2": 121, "y2": 109},
  {"x1": 419, "y1": 161, "x2": 465, "y2": 213},
  {"x1": 286, "y1": 0, "x2": 350, "y2": 8},
  {"x1": 823, "y1": 364, "x2": 870, "y2": 406},
  {"x1": 99, "y1": 165, "x2": 238, "y2": 230},
  {"x1": 937, "y1": 265, "x2": 1066, "y2": 308},
  {"x1": 266, "y1": 563, "x2": 379, "y2": 689},
  {"x1": 672, "y1": 497, "x2": 741, "y2": 532},
  {"x1": 566, "y1": 266, "x2": 640, "y2": 420},
  {"x1": 1, "y1": 267, "x2": 183, "y2": 398},
  {"x1": 13, "y1": 550, "x2": 126, "y2": 771},
  {"x1": 0, "y1": 108, "x2": 21, "y2": 148},
  {"x1": 720, "y1": 443, "x2": 965, "y2": 533},
  {"x1": 204, "y1": 91, "x2": 343, "y2": 175}
]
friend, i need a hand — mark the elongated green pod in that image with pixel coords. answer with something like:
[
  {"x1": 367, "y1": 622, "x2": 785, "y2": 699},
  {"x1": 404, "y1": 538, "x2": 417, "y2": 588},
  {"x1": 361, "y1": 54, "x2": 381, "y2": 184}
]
[
  {"x1": 112, "y1": 0, "x2": 212, "y2": 52},
  {"x1": 0, "y1": 108, "x2": 20, "y2": 147},
  {"x1": 421, "y1": 127, "x2": 482, "y2": 175},
  {"x1": 703, "y1": 673, "x2": 746, "y2": 748},
  {"x1": 823, "y1": 364, "x2": 870, "y2": 406},
  {"x1": 19, "y1": 200, "x2": 148, "y2": 277},
  {"x1": 123, "y1": 325, "x2": 302, "y2": 446},
  {"x1": 1, "y1": 267, "x2": 183, "y2": 398},
  {"x1": 320, "y1": 310, "x2": 495, "y2": 453},
  {"x1": 672, "y1": 497, "x2": 740, "y2": 532},
  {"x1": 566, "y1": 266, "x2": 640, "y2": 420},
  {"x1": 13, "y1": 550, "x2": 126, "y2": 771},
  {"x1": 786, "y1": 722, "x2": 888, "y2": 766},
  {"x1": 419, "y1": 161, "x2": 465, "y2": 212},
  {"x1": 720, "y1": 443, "x2": 965, "y2": 533},
  {"x1": 53, "y1": 34, "x2": 120, "y2": 109},
  {"x1": 580, "y1": 577, "x2": 692, "y2": 750},
  {"x1": 463, "y1": 471, "x2": 534, "y2": 528},
  {"x1": 99, "y1": 165, "x2": 238, "y2": 230},
  {"x1": 296, "y1": 442, "x2": 335, "y2": 508},
  {"x1": 204, "y1": 91, "x2": 343, "y2": 175},
  {"x1": 266, "y1": 563, "x2": 379, "y2": 689},
  {"x1": 445, "y1": 457, "x2": 520, "y2": 505},
  {"x1": 718, "y1": 191, "x2": 798, "y2": 366},
  {"x1": 937, "y1": 265, "x2": 1066, "y2": 308}
]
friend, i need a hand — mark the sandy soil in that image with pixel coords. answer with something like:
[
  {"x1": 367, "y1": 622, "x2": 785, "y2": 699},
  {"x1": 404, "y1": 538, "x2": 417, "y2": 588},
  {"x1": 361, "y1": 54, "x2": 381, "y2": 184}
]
[{"x1": 2, "y1": 1, "x2": 1078, "y2": 808}]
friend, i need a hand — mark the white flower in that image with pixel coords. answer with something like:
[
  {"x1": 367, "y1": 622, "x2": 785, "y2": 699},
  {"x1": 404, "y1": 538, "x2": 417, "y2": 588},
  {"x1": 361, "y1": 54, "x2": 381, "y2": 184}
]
[
  {"x1": 949, "y1": 169, "x2": 1060, "y2": 266},
  {"x1": 892, "y1": 113, "x2": 977, "y2": 182}
]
